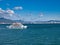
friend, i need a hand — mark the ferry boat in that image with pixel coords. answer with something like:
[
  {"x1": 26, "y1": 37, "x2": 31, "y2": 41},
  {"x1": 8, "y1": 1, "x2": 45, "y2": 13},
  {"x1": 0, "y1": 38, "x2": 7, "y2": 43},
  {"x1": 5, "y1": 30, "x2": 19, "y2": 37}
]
[{"x1": 6, "y1": 23, "x2": 27, "y2": 29}]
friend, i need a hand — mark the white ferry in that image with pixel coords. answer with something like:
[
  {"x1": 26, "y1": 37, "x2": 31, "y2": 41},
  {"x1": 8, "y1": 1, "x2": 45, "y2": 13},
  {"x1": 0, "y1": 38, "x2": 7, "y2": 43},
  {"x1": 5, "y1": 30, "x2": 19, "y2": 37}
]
[{"x1": 6, "y1": 23, "x2": 27, "y2": 29}]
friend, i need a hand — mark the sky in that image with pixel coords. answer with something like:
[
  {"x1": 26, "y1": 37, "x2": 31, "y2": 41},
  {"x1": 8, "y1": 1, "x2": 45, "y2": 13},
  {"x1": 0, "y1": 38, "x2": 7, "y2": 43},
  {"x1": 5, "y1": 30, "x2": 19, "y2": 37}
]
[{"x1": 0, "y1": 0, "x2": 60, "y2": 21}]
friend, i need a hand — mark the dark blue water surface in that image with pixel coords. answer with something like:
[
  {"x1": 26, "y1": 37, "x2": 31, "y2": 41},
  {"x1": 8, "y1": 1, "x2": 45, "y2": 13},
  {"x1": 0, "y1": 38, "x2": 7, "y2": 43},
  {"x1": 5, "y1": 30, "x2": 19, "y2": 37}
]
[{"x1": 0, "y1": 24, "x2": 60, "y2": 45}]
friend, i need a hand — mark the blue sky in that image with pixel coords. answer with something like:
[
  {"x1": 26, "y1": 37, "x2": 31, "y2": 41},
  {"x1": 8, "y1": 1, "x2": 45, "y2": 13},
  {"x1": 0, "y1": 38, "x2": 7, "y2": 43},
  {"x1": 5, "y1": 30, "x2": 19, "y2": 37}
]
[{"x1": 0, "y1": 0, "x2": 60, "y2": 21}]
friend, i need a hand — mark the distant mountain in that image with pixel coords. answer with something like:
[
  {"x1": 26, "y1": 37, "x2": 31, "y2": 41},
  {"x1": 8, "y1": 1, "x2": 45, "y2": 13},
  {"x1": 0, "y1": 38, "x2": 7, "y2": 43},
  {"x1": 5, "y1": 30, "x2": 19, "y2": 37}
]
[
  {"x1": 34, "y1": 20, "x2": 60, "y2": 24},
  {"x1": 14, "y1": 20, "x2": 25, "y2": 24},
  {"x1": 0, "y1": 18, "x2": 26, "y2": 24},
  {"x1": 0, "y1": 18, "x2": 60, "y2": 24},
  {"x1": 13, "y1": 20, "x2": 32, "y2": 24},
  {"x1": 0, "y1": 18, "x2": 14, "y2": 24},
  {"x1": 14, "y1": 20, "x2": 24, "y2": 22},
  {"x1": 48, "y1": 20, "x2": 60, "y2": 22}
]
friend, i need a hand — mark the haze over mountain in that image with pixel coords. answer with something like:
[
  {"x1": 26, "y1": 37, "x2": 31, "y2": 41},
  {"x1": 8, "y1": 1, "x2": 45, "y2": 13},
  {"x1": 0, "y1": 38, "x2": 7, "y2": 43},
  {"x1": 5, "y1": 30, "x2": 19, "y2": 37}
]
[
  {"x1": 0, "y1": 17, "x2": 60, "y2": 24},
  {"x1": 0, "y1": 17, "x2": 25, "y2": 24},
  {"x1": 0, "y1": 18, "x2": 14, "y2": 23}
]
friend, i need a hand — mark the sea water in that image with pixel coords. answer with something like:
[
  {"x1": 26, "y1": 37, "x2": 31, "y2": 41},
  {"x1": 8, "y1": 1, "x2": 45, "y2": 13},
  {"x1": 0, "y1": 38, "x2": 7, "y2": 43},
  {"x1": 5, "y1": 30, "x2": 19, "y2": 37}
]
[{"x1": 0, "y1": 24, "x2": 60, "y2": 45}]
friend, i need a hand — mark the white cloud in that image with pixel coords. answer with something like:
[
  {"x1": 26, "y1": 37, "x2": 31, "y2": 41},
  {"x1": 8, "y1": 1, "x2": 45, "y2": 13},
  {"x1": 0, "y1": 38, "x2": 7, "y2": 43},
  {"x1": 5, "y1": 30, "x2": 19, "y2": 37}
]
[
  {"x1": 0, "y1": 8, "x2": 21, "y2": 20},
  {"x1": 14, "y1": 6, "x2": 23, "y2": 10},
  {"x1": 0, "y1": 8, "x2": 17, "y2": 19},
  {"x1": 40, "y1": 14, "x2": 43, "y2": 17},
  {"x1": 6, "y1": 9, "x2": 14, "y2": 16},
  {"x1": 39, "y1": 13, "x2": 44, "y2": 17},
  {"x1": 0, "y1": 8, "x2": 5, "y2": 13}
]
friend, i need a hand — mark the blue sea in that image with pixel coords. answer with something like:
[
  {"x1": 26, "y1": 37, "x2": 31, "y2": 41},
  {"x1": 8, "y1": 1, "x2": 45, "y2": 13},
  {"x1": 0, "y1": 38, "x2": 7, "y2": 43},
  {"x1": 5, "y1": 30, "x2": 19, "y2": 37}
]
[{"x1": 0, "y1": 24, "x2": 60, "y2": 45}]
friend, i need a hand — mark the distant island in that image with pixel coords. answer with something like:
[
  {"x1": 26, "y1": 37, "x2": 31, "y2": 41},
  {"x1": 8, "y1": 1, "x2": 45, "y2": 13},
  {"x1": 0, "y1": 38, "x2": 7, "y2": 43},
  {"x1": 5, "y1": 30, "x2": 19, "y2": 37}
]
[{"x1": 0, "y1": 18, "x2": 60, "y2": 24}]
